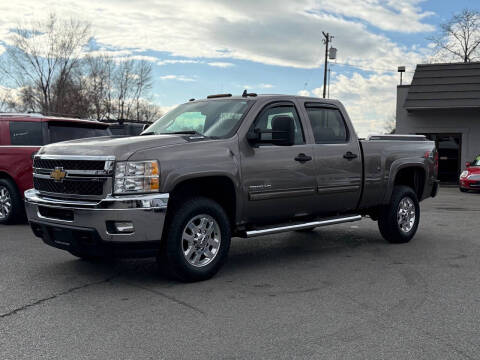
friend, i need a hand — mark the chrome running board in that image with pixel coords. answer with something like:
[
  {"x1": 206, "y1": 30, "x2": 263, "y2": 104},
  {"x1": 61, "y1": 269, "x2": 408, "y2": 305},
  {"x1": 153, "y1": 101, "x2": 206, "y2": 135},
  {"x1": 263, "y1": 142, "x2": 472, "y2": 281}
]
[{"x1": 245, "y1": 215, "x2": 362, "y2": 238}]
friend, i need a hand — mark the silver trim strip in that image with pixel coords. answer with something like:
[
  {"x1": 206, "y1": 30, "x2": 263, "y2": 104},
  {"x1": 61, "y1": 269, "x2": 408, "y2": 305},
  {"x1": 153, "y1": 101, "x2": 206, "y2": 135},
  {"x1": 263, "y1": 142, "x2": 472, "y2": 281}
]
[
  {"x1": 34, "y1": 168, "x2": 111, "y2": 176},
  {"x1": 317, "y1": 185, "x2": 361, "y2": 194},
  {"x1": 245, "y1": 215, "x2": 362, "y2": 237},
  {"x1": 24, "y1": 188, "x2": 169, "y2": 210},
  {"x1": 34, "y1": 154, "x2": 116, "y2": 161}
]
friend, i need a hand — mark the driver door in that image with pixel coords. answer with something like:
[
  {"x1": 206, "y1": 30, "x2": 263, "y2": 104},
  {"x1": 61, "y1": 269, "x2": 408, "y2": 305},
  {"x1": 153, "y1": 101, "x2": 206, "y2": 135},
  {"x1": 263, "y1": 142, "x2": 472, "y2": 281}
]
[{"x1": 240, "y1": 102, "x2": 317, "y2": 224}]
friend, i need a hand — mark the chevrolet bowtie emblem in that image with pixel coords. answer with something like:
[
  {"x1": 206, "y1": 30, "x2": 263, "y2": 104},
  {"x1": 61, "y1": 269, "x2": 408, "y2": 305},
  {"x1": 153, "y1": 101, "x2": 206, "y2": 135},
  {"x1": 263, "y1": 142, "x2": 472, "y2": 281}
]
[{"x1": 50, "y1": 167, "x2": 66, "y2": 182}]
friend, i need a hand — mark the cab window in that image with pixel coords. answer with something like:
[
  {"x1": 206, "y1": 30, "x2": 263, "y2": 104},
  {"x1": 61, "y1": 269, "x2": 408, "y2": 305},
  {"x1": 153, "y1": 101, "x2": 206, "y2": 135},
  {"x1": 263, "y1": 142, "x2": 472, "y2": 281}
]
[
  {"x1": 305, "y1": 106, "x2": 348, "y2": 144},
  {"x1": 253, "y1": 104, "x2": 305, "y2": 145}
]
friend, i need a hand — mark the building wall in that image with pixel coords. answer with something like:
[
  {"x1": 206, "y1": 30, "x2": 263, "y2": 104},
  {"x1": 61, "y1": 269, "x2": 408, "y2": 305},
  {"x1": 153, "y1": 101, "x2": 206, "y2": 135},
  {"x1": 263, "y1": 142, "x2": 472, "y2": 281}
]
[{"x1": 396, "y1": 85, "x2": 480, "y2": 170}]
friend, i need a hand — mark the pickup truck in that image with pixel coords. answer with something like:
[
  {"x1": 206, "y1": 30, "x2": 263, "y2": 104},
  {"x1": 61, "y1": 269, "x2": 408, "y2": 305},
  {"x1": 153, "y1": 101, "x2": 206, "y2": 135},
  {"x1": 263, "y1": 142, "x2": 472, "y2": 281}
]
[{"x1": 24, "y1": 94, "x2": 439, "y2": 282}]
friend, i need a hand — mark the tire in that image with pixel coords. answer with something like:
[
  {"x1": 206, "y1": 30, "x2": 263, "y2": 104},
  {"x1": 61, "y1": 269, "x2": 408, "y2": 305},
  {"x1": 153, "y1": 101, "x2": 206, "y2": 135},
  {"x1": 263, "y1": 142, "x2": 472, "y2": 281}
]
[
  {"x1": 158, "y1": 197, "x2": 231, "y2": 282},
  {"x1": 460, "y1": 188, "x2": 468, "y2": 193},
  {"x1": 378, "y1": 185, "x2": 420, "y2": 244},
  {"x1": 0, "y1": 178, "x2": 24, "y2": 225}
]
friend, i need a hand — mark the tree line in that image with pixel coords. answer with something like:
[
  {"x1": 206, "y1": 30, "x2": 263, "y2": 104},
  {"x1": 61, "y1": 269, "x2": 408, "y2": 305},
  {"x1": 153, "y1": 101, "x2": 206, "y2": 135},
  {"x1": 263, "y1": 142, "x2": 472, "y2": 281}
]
[{"x1": 0, "y1": 13, "x2": 162, "y2": 122}]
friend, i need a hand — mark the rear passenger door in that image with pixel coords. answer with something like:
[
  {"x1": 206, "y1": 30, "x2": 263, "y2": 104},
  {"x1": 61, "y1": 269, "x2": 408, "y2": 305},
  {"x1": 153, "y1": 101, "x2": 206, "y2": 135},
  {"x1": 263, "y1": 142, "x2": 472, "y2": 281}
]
[{"x1": 303, "y1": 103, "x2": 362, "y2": 215}]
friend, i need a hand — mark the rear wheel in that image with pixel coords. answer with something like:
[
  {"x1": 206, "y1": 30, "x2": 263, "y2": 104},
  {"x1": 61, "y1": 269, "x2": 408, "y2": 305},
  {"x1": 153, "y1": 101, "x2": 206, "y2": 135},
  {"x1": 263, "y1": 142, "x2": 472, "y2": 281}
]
[
  {"x1": 158, "y1": 197, "x2": 231, "y2": 282},
  {"x1": 0, "y1": 179, "x2": 23, "y2": 225},
  {"x1": 378, "y1": 185, "x2": 420, "y2": 244}
]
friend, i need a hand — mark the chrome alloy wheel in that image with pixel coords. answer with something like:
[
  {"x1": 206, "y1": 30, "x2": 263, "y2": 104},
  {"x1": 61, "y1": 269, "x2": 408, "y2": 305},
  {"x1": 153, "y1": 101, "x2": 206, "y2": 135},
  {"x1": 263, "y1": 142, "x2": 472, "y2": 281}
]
[
  {"x1": 0, "y1": 186, "x2": 12, "y2": 220},
  {"x1": 397, "y1": 196, "x2": 415, "y2": 233},
  {"x1": 182, "y1": 214, "x2": 221, "y2": 267}
]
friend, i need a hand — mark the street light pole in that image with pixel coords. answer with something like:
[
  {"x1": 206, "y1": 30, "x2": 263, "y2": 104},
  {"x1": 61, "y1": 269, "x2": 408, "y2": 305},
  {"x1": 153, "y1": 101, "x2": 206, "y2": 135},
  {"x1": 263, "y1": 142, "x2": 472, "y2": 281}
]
[{"x1": 322, "y1": 31, "x2": 332, "y2": 98}]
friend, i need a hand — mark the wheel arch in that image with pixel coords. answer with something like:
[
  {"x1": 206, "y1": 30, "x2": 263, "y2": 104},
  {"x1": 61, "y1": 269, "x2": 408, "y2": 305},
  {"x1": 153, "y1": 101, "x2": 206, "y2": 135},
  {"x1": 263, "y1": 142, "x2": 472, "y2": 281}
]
[
  {"x1": 166, "y1": 175, "x2": 239, "y2": 231},
  {"x1": 384, "y1": 162, "x2": 426, "y2": 204}
]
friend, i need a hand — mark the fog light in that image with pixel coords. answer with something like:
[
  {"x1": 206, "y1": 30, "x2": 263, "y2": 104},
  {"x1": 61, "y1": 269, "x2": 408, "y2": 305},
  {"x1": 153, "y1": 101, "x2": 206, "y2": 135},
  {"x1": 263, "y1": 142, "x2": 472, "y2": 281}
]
[{"x1": 114, "y1": 221, "x2": 134, "y2": 233}]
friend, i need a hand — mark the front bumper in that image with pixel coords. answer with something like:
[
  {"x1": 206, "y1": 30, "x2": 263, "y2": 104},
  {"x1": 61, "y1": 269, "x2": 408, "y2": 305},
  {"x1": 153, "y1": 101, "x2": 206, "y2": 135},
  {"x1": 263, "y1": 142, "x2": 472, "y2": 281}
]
[
  {"x1": 25, "y1": 189, "x2": 169, "y2": 256},
  {"x1": 460, "y1": 179, "x2": 480, "y2": 190}
]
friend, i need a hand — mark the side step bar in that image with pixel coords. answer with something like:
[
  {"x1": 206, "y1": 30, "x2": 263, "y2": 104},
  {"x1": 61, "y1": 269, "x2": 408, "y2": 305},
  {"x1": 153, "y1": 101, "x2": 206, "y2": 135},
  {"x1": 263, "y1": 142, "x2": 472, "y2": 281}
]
[{"x1": 245, "y1": 215, "x2": 362, "y2": 238}]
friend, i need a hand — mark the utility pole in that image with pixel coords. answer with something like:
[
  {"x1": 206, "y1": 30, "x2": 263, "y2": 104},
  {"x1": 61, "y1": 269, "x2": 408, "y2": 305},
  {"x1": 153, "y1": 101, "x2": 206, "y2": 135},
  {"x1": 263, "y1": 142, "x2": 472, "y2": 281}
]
[
  {"x1": 327, "y1": 67, "x2": 331, "y2": 98},
  {"x1": 322, "y1": 32, "x2": 333, "y2": 98}
]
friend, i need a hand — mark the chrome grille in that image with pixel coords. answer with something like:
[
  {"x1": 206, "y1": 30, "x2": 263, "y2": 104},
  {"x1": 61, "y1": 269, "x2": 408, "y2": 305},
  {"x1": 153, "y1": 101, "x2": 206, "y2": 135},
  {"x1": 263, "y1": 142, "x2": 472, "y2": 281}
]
[
  {"x1": 33, "y1": 177, "x2": 105, "y2": 196},
  {"x1": 33, "y1": 158, "x2": 106, "y2": 171},
  {"x1": 33, "y1": 155, "x2": 114, "y2": 198}
]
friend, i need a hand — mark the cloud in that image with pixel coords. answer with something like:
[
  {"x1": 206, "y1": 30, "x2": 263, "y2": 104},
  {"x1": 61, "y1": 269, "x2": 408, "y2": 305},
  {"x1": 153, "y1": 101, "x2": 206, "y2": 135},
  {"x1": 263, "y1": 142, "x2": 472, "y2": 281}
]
[
  {"x1": 159, "y1": 74, "x2": 196, "y2": 82},
  {"x1": 305, "y1": 70, "x2": 414, "y2": 138},
  {"x1": 243, "y1": 83, "x2": 275, "y2": 90},
  {"x1": 297, "y1": 90, "x2": 310, "y2": 96},
  {"x1": 0, "y1": 0, "x2": 434, "y2": 70},
  {"x1": 208, "y1": 62, "x2": 234, "y2": 68},
  {"x1": 157, "y1": 59, "x2": 200, "y2": 66}
]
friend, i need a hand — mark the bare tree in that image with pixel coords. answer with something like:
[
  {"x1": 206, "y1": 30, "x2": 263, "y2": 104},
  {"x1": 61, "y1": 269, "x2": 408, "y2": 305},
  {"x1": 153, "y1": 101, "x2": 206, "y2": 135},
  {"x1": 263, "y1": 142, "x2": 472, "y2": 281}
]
[
  {"x1": 384, "y1": 114, "x2": 396, "y2": 134},
  {"x1": 429, "y1": 9, "x2": 480, "y2": 63},
  {"x1": 0, "y1": 13, "x2": 160, "y2": 122},
  {"x1": 0, "y1": 13, "x2": 90, "y2": 115},
  {"x1": 0, "y1": 89, "x2": 15, "y2": 112}
]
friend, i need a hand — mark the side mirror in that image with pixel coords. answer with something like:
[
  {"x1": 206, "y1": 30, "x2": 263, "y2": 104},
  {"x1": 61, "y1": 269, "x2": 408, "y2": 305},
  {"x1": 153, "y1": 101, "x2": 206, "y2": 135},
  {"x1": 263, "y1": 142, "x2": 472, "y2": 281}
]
[
  {"x1": 247, "y1": 116, "x2": 295, "y2": 146},
  {"x1": 466, "y1": 162, "x2": 471, "y2": 168},
  {"x1": 142, "y1": 124, "x2": 149, "y2": 131}
]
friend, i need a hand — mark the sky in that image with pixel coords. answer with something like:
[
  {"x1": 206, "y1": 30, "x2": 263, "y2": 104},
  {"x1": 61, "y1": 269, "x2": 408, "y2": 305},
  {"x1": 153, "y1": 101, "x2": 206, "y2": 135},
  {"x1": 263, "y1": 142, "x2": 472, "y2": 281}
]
[{"x1": 0, "y1": 0, "x2": 477, "y2": 137}]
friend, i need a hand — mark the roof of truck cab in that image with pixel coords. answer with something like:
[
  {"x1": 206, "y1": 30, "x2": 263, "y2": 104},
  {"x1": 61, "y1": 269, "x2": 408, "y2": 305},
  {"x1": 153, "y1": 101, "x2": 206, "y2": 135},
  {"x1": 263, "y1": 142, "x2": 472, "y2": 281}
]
[
  {"x1": 0, "y1": 113, "x2": 109, "y2": 127},
  {"x1": 195, "y1": 94, "x2": 343, "y2": 105}
]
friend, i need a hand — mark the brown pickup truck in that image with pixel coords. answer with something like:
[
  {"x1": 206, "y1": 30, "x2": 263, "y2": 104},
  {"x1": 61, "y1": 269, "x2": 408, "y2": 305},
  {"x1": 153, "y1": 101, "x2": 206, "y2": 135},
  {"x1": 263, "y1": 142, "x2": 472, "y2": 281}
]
[{"x1": 24, "y1": 94, "x2": 439, "y2": 282}]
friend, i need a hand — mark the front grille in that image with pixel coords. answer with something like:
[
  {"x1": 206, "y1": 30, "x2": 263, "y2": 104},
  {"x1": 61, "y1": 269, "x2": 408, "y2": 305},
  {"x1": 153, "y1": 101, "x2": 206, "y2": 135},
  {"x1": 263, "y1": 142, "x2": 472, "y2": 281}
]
[
  {"x1": 33, "y1": 156, "x2": 114, "y2": 197},
  {"x1": 33, "y1": 158, "x2": 106, "y2": 171},
  {"x1": 34, "y1": 177, "x2": 105, "y2": 196}
]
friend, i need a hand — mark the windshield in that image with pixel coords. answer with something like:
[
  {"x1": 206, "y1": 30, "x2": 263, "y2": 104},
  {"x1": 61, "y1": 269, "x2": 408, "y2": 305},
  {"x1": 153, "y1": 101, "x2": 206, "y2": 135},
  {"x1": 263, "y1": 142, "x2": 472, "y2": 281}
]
[
  {"x1": 48, "y1": 123, "x2": 111, "y2": 143},
  {"x1": 472, "y1": 157, "x2": 480, "y2": 166},
  {"x1": 143, "y1": 100, "x2": 250, "y2": 138}
]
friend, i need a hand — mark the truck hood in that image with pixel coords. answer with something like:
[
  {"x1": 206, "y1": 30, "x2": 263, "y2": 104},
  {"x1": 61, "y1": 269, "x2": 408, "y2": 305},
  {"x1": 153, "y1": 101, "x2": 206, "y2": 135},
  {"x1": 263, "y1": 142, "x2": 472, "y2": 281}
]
[{"x1": 37, "y1": 135, "x2": 188, "y2": 160}]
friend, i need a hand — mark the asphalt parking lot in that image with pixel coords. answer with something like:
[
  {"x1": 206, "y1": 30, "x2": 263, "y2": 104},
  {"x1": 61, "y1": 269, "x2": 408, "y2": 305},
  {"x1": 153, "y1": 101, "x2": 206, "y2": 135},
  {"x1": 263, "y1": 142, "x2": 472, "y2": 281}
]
[{"x1": 0, "y1": 187, "x2": 479, "y2": 359}]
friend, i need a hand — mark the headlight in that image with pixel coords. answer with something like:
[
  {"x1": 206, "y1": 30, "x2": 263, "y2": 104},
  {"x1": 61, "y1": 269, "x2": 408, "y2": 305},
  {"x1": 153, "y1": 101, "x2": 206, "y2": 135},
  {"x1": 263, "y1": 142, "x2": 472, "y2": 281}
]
[
  {"x1": 114, "y1": 160, "x2": 159, "y2": 194},
  {"x1": 460, "y1": 170, "x2": 469, "y2": 179}
]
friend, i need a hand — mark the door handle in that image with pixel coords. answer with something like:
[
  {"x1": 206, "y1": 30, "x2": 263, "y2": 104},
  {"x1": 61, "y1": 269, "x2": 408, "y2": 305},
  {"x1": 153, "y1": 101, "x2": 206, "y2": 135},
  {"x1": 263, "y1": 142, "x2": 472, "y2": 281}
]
[
  {"x1": 295, "y1": 153, "x2": 312, "y2": 163},
  {"x1": 343, "y1": 151, "x2": 358, "y2": 160}
]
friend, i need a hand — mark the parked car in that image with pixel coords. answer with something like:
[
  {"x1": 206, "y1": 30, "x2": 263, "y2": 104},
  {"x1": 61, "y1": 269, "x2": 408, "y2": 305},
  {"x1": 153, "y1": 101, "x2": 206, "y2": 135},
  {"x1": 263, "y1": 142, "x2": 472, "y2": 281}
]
[
  {"x1": 459, "y1": 156, "x2": 480, "y2": 192},
  {"x1": 25, "y1": 94, "x2": 439, "y2": 281},
  {"x1": 0, "y1": 113, "x2": 111, "y2": 224}
]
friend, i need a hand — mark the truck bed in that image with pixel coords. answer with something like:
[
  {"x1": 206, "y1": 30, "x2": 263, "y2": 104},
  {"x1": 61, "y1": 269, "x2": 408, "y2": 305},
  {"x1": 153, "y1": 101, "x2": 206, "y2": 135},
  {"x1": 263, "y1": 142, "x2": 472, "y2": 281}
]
[{"x1": 358, "y1": 136, "x2": 436, "y2": 209}]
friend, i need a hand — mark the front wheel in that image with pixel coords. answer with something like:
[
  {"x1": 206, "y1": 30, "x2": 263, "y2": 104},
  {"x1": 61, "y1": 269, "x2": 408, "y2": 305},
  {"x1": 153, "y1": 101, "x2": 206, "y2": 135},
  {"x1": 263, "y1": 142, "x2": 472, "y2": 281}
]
[
  {"x1": 459, "y1": 188, "x2": 468, "y2": 193},
  {"x1": 159, "y1": 197, "x2": 231, "y2": 282},
  {"x1": 378, "y1": 185, "x2": 420, "y2": 244}
]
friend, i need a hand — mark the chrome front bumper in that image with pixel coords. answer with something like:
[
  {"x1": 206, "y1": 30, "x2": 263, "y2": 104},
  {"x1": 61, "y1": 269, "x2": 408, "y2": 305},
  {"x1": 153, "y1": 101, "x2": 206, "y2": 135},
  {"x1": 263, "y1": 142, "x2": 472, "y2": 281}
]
[{"x1": 24, "y1": 189, "x2": 169, "y2": 243}]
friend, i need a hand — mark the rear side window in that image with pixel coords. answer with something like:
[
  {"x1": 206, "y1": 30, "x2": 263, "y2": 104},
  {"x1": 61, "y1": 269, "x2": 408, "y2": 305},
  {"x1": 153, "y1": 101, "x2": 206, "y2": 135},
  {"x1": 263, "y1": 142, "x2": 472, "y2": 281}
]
[
  {"x1": 253, "y1": 104, "x2": 305, "y2": 145},
  {"x1": 9, "y1": 121, "x2": 44, "y2": 146},
  {"x1": 306, "y1": 107, "x2": 348, "y2": 143},
  {"x1": 48, "y1": 123, "x2": 111, "y2": 144}
]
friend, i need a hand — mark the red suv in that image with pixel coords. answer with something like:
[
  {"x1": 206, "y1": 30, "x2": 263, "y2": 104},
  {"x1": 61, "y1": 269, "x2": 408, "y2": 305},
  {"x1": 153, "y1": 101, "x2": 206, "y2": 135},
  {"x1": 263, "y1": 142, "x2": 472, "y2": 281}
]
[
  {"x1": 0, "y1": 113, "x2": 111, "y2": 224},
  {"x1": 459, "y1": 157, "x2": 480, "y2": 192}
]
